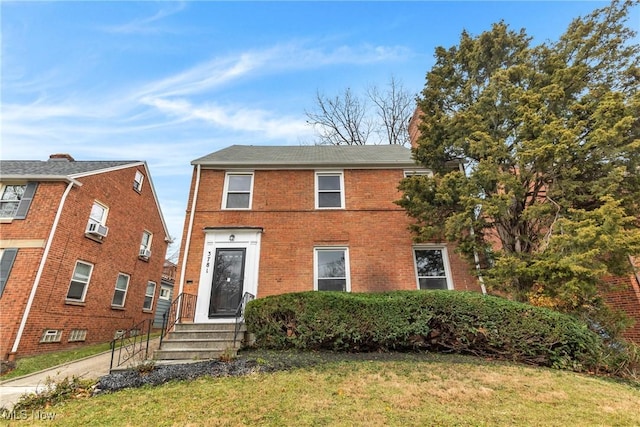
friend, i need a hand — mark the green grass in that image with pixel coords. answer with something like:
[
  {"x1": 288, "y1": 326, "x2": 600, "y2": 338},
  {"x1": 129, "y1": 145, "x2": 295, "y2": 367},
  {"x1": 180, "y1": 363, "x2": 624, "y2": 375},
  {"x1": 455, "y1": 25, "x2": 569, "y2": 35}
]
[
  {"x1": 11, "y1": 353, "x2": 640, "y2": 426},
  {"x1": 1, "y1": 333, "x2": 161, "y2": 381}
]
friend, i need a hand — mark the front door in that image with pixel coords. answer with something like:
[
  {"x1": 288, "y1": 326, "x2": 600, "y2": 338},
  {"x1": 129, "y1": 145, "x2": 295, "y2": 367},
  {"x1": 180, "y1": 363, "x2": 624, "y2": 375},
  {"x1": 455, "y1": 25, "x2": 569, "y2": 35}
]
[{"x1": 208, "y1": 248, "x2": 246, "y2": 317}]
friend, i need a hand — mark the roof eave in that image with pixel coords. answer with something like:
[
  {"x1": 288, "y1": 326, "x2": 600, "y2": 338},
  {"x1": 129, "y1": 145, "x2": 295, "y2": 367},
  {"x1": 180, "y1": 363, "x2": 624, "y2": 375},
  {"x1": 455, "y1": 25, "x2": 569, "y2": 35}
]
[{"x1": 0, "y1": 175, "x2": 83, "y2": 186}]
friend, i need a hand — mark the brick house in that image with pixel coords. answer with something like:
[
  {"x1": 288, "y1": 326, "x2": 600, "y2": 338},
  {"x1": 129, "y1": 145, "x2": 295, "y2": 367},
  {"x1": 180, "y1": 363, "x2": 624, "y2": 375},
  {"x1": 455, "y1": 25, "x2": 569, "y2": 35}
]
[
  {"x1": 174, "y1": 145, "x2": 481, "y2": 325},
  {"x1": 0, "y1": 154, "x2": 170, "y2": 360}
]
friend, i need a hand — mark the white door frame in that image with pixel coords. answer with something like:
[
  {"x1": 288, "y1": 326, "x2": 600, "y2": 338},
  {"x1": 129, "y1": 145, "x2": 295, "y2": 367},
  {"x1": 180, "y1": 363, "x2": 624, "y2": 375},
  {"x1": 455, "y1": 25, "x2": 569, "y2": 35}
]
[{"x1": 194, "y1": 228, "x2": 262, "y2": 323}]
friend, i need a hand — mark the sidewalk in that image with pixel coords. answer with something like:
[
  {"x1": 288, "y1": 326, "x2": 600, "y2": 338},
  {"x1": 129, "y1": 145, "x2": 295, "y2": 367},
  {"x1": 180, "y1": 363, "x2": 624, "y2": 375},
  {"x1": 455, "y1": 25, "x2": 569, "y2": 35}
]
[{"x1": 0, "y1": 338, "x2": 159, "y2": 409}]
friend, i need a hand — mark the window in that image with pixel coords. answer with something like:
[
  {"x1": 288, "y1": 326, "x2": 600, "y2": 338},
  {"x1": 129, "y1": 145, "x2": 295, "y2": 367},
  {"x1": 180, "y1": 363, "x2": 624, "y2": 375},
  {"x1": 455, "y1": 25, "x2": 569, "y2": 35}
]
[
  {"x1": 41, "y1": 329, "x2": 62, "y2": 343},
  {"x1": 133, "y1": 170, "x2": 144, "y2": 192},
  {"x1": 143, "y1": 281, "x2": 156, "y2": 310},
  {"x1": 222, "y1": 172, "x2": 253, "y2": 209},
  {"x1": 68, "y1": 329, "x2": 87, "y2": 342},
  {"x1": 413, "y1": 247, "x2": 452, "y2": 290},
  {"x1": 314, "y1": 248, "x2": 350, "y2": 292},
  {"x1": 66, "y1": 261, "x2": 93, "y2": 302},
  {"x1": 404, "y1": 170, "x2": 433, "y2": 178},
  {"x1": 315, "y1": 172, "x2": 345, "y2": 209},
  {"x1": 111, "y1": 273, "x2": 130, "y2": 307},
  {"x1": 0, "y1": 185, "x2": 25, "y2": 217},
  {"x1": 0, "y1": 248, "x2": 18, "y2": 298},
  {"x1": 139, "y1": 231, "x2": 152, "y2": 259},
  {"x1": 86, "y1": 201, "x2": 109, "y2": 238},
  {"x1": 114, "y1": 330, "x2": 125, "y2": 339},
  {"x1": 0, "y1": 182, "x2": 37, "y2": 219},
  {"x1": 159, "y1": 285, "x2": 172, "y2": 300}
]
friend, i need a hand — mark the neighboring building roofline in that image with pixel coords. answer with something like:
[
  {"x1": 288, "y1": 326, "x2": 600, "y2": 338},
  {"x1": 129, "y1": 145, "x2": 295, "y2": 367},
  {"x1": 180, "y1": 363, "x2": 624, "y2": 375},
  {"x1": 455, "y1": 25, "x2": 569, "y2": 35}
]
[{"x1": 0, "y1": 175, "x2": 83, "y2": 186}]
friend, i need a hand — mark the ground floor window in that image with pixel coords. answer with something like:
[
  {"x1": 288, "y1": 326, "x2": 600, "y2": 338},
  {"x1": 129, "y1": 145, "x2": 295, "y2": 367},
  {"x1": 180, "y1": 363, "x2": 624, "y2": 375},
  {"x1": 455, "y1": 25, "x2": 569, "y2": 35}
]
[
  {"x1": 143, "y1": 281, "x2": 156, "y2": 310},
  {"x1": 314, "y1": 247, "x2": 350, "y2": 292},
  {"x1": 413, "y1": 247, "x2": 452, "y2": 290}
]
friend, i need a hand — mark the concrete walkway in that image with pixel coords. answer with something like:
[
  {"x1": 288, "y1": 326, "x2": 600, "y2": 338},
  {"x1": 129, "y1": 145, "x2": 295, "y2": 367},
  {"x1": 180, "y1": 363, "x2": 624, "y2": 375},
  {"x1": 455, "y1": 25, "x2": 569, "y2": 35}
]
[{"x1": 0, "y1": 338, "x2": 159, "y2": 409}]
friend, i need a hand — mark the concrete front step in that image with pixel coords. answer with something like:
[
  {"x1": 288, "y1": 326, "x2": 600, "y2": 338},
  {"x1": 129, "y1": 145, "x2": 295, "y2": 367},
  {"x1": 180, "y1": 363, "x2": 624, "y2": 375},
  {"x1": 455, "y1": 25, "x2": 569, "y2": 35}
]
[
  {"x1": 154, "y1": 348, "x2": 237, "y2": 361},
  {"x1": 160, "y1": 338, "x2": 241, "y2": 351},
  {"x1": 155, "y1": 322, "x2": 246, "y2": 362}
]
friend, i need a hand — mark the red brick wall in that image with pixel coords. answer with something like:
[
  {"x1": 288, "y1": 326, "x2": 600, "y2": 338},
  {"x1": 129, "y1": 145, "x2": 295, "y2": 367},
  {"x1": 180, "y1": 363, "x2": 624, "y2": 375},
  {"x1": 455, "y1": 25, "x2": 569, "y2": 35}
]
[
  {"x1": 0, "y1": 166, "x2": 168, "y2": 359},
  {"x1": 605, "y1": 273, "x2": 640, "y2": 343},
  {"x1": 177, "y1": 168, "x2": 481, "y2": 299}
]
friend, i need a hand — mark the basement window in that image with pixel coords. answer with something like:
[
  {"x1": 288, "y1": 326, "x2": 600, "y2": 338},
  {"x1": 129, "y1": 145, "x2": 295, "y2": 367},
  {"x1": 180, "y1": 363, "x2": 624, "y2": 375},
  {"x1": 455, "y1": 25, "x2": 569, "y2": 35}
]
[
  {"x1": 68, "y1": 329, "x2": 87, "y2": 342},
  {"x1": 40, "y1": 329, "x2": 62, "y2": 343}
]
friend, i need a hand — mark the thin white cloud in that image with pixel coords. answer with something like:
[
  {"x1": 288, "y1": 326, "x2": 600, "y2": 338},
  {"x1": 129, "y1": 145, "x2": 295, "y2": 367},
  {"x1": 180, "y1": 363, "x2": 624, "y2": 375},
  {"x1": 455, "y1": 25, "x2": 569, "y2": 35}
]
[{"x1": 100, "y1": 2, "x2": 187, "y2": 34}]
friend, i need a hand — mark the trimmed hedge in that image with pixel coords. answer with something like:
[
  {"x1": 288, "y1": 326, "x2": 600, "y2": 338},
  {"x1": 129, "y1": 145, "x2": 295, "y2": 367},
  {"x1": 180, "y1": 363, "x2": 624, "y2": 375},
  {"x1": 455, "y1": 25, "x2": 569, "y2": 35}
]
[{"x1": 244, "y1": 291, "x2": 603, "y2": 370}]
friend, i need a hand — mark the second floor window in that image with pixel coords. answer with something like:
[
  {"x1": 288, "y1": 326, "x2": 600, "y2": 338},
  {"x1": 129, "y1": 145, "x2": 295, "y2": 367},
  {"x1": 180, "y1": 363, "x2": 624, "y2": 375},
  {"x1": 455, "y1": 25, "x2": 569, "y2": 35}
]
[
  {"x1": 316, "y1": 172, "x2": 345, "y2": 209},
  {"x1": 86, "y1": 202, "x2": 109, "y2": 238},
  {"x1": 223, "y1": 173, "x2": 253, "y2": 209},
  {"x1": 140, "y1": 231, "x2": 152, "y2": 258},
  {"x1": 0, "y1": 184, "x2": 26, "y2": 217}
]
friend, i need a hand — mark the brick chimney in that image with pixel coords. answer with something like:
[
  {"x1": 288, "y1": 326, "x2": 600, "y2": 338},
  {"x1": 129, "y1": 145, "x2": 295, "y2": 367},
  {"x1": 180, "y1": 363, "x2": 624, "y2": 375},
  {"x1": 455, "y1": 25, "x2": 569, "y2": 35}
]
[{"x1": 48, "y1": 153, "x2": 75, "y2": 162}]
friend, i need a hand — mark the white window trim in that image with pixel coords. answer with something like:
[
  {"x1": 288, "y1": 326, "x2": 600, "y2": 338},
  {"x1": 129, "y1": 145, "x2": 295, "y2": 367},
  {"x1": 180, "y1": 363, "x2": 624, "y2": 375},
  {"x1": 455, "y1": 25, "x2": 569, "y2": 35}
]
[
  {"x1": 88, "y1": 201, "x2": 109, "y2": 226},
  {"x1": 315, "y1": 171, "x2": 345, "y2": 210},
  {"x1": 0, "y1": 183, "x2": 26, "y2": 219},
  {"x1": 221, "y1": 172, "x2": 254, "y2": 210},
  {"x1": 111, "y1": 273, "x2": 130, "y2": 308},
  {"x1": 41, "y1": 329, "x2": 62, "y2": 343},
  {"x1": 140, "y1": 231, "x2": 153, "y2": 258},
  {"x1": 404, "y1": 169, "x2": 433, "y2": 178},
  {"x1": 412, "y1": 245, "x2": 454, "y2": 290},
  {"x1": 143, "y1": 281, "x2": 156, "y2": 311},
  {"x1": 159, "y1": 285, "x2": 171, "y2": 300},
  {"x1": 134, "y1": 170, "x2": 145, "y2": 192},
  {"x1": 313, "y1": 247, "x2": 351, "y2": 292},
  {"x1": 68, "y1": 329, "x2": 87, "y2": 342},
  {"x1": 66, "y1": 260, "x2": 94, "y2": 302}
]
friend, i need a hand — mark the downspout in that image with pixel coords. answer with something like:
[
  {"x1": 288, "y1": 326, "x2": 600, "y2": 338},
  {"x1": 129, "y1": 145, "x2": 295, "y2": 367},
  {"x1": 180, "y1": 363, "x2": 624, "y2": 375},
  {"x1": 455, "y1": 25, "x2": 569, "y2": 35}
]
[
  {"x1": 176, "y1": 164, "x2": 201, "y2": 318},
  {"x1": 11, "y1": 181, "x2": 75, "y2": 357},
  {"x1": 458, "y1": 162, "x2": 487, "y2": 295}
]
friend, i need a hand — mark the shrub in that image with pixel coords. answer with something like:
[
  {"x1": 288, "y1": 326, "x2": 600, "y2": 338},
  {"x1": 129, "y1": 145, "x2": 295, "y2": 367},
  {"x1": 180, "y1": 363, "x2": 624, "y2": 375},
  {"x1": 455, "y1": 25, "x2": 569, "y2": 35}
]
[{"x1": 244, "y1": 291, "x2": 603, "y2": 371}]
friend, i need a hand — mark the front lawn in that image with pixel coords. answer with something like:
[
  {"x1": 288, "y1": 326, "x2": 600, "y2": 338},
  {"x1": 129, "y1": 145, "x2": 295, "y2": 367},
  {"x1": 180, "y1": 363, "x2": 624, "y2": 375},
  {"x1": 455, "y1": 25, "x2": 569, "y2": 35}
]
[{"x1": 11, "y1": 351, "x2": 640, "y2": 426}]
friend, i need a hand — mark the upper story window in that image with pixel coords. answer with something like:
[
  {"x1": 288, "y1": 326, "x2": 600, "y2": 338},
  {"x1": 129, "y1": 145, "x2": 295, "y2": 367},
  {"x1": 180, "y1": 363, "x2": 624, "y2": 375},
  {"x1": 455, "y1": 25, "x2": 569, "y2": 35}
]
[
  {"x1": 315, "y1": 172, "x2": 345, "y2": 209},
  {"x1": 133, "y1": 171, "x2": 145, "y2": 192},
  {"x1": 86, "y1": 201, "x2": 109, "y2": 238},
  {"x1": 139, "y1": 231, "x2": 152, "y2": 259},
  {"x1": 314, "y1": 247, "x2": 350, "y2": 292},
  {"x1": 159, "y1": 285, "x2": 172, "y2": 300},
  {"x1": 222, "y1": 172, "x2": 253, "y2": 209},
  {"x1": 413, "y1": 247, "x2": 453, "y2": 290},
  {"x1": 0, "y1": 182, "x2": 37, "y2": 220},
  {"x1": 66, "y1": 260, "x2": 93, "y2": 302},
  {"x1": 111, "y1": 273, "x2": 130, "y2": 308}
]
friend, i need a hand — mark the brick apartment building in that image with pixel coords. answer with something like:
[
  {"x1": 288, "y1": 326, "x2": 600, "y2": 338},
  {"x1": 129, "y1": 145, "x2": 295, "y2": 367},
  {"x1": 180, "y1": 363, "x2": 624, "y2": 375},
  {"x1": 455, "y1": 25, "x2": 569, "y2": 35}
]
[
  {"x1": 175, "y1": 145, "x2": 481, "y2": 324},
  {"x1": 0, "y1": 154, "x2": 170, "y2": 360}
]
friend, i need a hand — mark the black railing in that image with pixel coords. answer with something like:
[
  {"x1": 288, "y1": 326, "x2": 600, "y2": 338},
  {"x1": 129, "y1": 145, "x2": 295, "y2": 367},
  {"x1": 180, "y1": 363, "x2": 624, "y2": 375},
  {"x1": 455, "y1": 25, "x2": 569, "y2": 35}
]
[
  {"x1": 109, "y1": 318, "x2": 153, "y2": 372},
  {"x1": 159, "y1": 293, "x2": 197, "y2": 347},
  {"x1": 234, "y1": 292, "x2": 255, "y2": 346}
]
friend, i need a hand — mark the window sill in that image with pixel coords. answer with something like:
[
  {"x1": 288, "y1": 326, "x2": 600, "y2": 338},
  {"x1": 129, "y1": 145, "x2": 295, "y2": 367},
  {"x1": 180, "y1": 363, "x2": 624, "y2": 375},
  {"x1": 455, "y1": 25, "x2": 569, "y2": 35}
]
[
  {"x1": 0, "y1": 218, "x2": 14, "y2": 224},
  {"x1": 142, "y1": 309, "x2": 153, "y2": 314},
  {"x1": 138, "y1": 256, "x2": 150, "y2": 262},
  {"x1": 65, "y1": 300, "x2": 86, "y2": 306},
  {"x1": 111, "y1": 305, "x2": 126, "y2": 311},
  {"x1": 84, "y1": 233, "x2": 104, "y2": 243}
]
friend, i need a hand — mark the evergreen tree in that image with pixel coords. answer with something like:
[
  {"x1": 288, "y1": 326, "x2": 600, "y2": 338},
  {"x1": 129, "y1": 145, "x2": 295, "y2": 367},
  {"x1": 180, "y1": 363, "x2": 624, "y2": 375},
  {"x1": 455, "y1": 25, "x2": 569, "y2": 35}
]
[{"x1": 398, "y1": 0, "x2": 640, "y2": 332}]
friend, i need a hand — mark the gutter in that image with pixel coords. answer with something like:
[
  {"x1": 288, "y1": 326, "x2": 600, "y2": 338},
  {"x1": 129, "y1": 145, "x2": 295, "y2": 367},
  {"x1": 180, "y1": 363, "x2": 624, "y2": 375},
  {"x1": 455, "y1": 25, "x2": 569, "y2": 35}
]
[
  {"x1": 177, "y1": 165, "x2": 201, "y2": 317},
  {"x1": 10, "y1": 181, "x2": 75, "y2": 358}
]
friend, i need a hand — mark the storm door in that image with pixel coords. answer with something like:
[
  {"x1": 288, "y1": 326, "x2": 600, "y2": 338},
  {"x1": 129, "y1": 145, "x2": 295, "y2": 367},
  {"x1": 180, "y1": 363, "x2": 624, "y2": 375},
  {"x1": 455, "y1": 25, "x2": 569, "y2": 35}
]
[{"x1": 208, "y1": 248, "x2": 246, "y2": 317}]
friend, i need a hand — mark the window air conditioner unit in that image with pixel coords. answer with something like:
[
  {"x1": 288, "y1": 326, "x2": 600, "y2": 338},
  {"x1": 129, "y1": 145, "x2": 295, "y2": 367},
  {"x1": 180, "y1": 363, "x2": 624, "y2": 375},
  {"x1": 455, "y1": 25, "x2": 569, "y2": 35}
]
[
  {"x1": 86, "y1": 222, "x2": 109, "y2": 237},
  {"x1": 139, "y1": 248, "x2": 151, "y2": 258}
]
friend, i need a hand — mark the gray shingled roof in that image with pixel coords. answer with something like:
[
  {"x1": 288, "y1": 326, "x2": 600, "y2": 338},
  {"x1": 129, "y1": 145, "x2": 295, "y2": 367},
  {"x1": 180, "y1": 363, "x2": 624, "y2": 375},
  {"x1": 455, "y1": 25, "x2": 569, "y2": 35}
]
[
  {"x1": 192, "y1": 145, "x2": 417, "y2": 168},
  {"x1": 0, "y1": 159, "x2": 140, "y2": 180}
]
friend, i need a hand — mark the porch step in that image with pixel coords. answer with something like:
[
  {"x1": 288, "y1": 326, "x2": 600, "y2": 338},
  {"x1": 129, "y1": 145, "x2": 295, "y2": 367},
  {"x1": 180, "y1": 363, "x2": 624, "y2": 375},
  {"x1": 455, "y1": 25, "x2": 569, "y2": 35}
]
[{"x1": 155, "y1": 322, "x2": 247, "y2": 362}]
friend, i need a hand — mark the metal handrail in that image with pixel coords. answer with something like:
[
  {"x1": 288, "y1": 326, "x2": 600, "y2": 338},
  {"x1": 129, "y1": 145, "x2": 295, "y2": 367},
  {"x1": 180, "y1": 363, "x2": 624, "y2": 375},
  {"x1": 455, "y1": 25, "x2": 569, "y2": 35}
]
[
  {"x1": 234, "y1": 292, "x2": 255, "y2": 346},
  {"x1": 109, "y1": 318, "x2": 153, "y2": 372},
  {"x1": 160, "y1": 293, "x2": 197, "y2": 347}
]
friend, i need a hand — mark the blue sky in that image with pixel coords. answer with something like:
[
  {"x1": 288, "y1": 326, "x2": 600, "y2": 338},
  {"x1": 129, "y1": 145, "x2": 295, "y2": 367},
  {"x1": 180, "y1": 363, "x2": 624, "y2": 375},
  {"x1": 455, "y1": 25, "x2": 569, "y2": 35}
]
[{"x1": 2, "y1": 1, "x2": 632, "y2": 258}]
